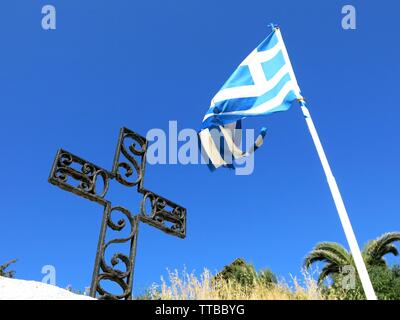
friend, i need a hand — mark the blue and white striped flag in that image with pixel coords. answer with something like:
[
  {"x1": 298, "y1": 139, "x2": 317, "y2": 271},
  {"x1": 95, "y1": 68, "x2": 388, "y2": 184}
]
[{"x1": 199, "y1": 26, "x2": 303, "y2": 170}]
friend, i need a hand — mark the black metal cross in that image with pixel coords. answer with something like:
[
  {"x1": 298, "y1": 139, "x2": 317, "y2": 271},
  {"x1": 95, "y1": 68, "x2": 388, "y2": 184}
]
[{"x1": 48, "y1": 127, "x2": 186, "y2": 300}]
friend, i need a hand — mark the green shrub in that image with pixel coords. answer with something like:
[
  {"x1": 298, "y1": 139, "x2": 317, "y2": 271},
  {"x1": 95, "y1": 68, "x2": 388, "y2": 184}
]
[
  {"x1": 215, "y1": 258, "x2": 257, "y2": 286},
  {"x1": 215, "y1": 258, "x2": 277, "y2": 288},
  {"x1": 257, "y1": 268, "x2": 278, "y2": 286},
  {"x1": 324, "y1": 264, "x2": 400, "y2": 300},
  {"x1": 369, "y1": 264, "x2": 400, "y2": 300}
]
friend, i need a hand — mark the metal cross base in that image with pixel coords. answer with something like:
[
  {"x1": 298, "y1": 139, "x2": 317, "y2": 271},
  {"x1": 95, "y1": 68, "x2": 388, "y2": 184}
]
[{"x1": 48, "y1": 127, "x2": 186, "y2": 300}]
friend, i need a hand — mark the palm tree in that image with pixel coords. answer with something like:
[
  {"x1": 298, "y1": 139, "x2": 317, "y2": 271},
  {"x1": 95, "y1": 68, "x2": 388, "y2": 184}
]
[{"x1": 304, "y1": 232, "x2": 400, "y2": 284}]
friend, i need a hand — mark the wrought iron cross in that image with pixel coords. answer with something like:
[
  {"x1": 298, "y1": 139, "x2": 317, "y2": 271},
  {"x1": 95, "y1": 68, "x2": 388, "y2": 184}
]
[{"x1": 48, "y1": 127, "x2": 186, "y2": 300}]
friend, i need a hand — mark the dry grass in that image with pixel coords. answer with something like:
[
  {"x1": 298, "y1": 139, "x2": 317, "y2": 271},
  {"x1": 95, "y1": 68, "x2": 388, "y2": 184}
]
[{"x1": 147, "y1": 268, "x2": 325, "y2": 300}]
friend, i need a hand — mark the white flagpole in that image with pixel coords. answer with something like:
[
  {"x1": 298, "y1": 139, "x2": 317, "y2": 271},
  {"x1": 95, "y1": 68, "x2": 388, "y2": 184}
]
[
  {"x1": 299, "y1": 99, "x2": 377, "y2": 300},
  {"x1": 274, "y1": 26, "x2": 377, "y2": 300}
]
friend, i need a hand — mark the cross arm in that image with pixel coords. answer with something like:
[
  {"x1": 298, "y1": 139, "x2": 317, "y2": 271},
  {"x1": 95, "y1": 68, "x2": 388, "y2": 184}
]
[
  {"x1": 48, "y1": 149, "x2": 112, "y2": 205},
  {"x1": 139, "y1": 189, "x2": 186, "y2": 239}
]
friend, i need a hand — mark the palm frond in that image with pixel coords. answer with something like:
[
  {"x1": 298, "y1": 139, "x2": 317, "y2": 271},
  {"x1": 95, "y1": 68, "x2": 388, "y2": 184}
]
[
  {"x1": 380, "y1": 243, "x2": 399, "y2": 257},
  {"x1": 318, "y1": 263, "x2": 340, "y2": 284},
  {"x1": 364, "y1": 232, "x2": 400, "y2": 266},
  {"x1": 304, "y1": 249, "x2": 348, "y2": 269},
  {"x1": 312, "y1": 242, "x2": 351, "y2": 264}
]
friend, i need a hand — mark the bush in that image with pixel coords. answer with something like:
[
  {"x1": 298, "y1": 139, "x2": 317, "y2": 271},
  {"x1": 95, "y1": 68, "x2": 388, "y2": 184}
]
[
  {"x1": 214, "y1": 258, "x2": 277, "y2": 288},
  {"x1": 214, "y1": 258, "x2": 257, "y2": 286},
  {"x1": 369, "y1": 264, "x2": 400, "y2": 300},
  {"x1": 257, "y1": 268, "x2": 278, "y2": 287},
  {"x1": 324, "y1": 264, "x2": 400, "y2": 300}
]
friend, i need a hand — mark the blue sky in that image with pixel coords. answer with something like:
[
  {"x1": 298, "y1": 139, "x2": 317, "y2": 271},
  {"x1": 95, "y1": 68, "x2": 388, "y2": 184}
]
[{"x1": 1, "y1": 0, "x2": 399, "y2": 295}]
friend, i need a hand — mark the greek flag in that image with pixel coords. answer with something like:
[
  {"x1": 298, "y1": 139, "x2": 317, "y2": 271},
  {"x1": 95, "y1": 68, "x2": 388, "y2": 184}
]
[{"x1": 200, "y1": 26, "x2": 302, "y2": 170}]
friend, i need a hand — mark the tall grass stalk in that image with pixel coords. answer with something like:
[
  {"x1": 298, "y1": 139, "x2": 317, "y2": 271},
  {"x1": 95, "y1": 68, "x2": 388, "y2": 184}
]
[{"x1": 147, "y1": 268, "x2": 324, "y2": 300}]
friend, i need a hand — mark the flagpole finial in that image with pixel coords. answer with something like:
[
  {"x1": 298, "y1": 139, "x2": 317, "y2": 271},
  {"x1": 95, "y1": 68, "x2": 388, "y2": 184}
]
[
  {"x1": 268, "y1": 23, "x2": 279, "y2": 31},
  {"x1": 297, "y1": 97, "x2": 306, "y2": 107}
]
